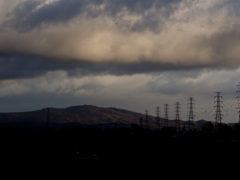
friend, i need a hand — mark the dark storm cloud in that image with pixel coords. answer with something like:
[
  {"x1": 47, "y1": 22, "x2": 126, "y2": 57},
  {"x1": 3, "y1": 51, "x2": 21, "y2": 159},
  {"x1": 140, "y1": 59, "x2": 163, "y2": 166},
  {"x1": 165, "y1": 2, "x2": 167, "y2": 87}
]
[
  {"x1": 4, "y1": 0, "x2": 89, "y2": 32},
  {"x1": 103, "y1": 0, "x2": 180, "y2": 32},
  {"x1": 68, "y1": 61, "x2": 187, "y2": 77},
  {"x1": 3, "y1": 0, "x2": 180, "y2": 32},
  {"x1": 0, "y1": 53, "x2": 205, "y2": 80},
  {"x1": 0, "y1": 54, "x2": 76, "y2": 80}
]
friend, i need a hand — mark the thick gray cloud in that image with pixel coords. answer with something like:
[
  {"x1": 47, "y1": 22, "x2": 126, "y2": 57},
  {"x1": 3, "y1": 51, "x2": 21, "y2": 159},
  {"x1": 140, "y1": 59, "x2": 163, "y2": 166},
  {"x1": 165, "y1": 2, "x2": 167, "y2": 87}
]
[
  {"x1": 0, "y1": 0, "x2": 238, "y2": 70},
  {"x1": 0, "y1": 0, "x2": 239, "y2": 70},
  {"x1": 0, "y1": 53, "x2": 206, "y2": 80},
  {"x1": 2, "y1": 0, "x2": 180, "y2": 32},
  {"x1": 4, "y1": 0, "x2": 92, "y2": 32}
]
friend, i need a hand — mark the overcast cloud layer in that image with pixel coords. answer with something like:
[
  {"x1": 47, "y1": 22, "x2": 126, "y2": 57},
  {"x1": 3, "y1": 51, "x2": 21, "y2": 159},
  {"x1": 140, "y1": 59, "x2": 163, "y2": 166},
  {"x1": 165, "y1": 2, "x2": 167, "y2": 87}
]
[
  {"x1": 1, "y1": 0, "x2": 240, "y2": 67},
  {"x1": 1, "y1": 0, "x2": 240, "y2": 123}
]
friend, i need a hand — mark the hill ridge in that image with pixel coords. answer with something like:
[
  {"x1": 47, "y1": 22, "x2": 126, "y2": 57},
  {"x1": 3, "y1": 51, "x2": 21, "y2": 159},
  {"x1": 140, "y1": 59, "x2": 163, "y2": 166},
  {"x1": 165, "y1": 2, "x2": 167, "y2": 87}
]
[{"x1": 0, "y1": 104, "x2": 211, "y2": 129}]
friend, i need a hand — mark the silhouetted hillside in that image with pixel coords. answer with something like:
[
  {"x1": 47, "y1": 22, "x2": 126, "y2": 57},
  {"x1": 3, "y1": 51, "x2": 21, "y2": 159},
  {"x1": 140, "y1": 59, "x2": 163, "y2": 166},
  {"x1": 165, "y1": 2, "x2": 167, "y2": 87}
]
[
  {"x1": 0, "y1": 105, "x2": 148, "y2": 127},
  {"x1": 0, "y1": 104, "x2": 211, "y2": 129}
]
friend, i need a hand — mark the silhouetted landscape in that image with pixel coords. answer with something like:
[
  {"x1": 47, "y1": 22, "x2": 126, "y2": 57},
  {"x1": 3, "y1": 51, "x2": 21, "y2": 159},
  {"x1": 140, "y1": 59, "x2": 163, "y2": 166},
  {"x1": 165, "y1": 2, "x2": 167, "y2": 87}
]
[
  {"x1": 0, "y1": 105, "x2": 210, "y2": 129},
  {"x1": 0, "y1": 105, "x2": 240, "y2": 165},
  {"x1": 2, "y1": 1, "x2": 240, "y2": 174}
]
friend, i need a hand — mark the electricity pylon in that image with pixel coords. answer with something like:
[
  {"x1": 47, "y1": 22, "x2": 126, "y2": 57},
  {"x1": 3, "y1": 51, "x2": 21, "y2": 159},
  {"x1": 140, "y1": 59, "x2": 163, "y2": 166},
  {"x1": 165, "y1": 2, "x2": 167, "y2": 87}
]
[
  {"x1": 175, "y1": 102, "x2": 181, "y2": 131},
  {"x1": 214, "y1": 92, "x2": 223, "y2": 125},
  {"x1": 188, "y1": 97, "x2": 195, "y2": 130},
  {"x1": 164, "y1": 104, "x2": 169, "y2": 127}
]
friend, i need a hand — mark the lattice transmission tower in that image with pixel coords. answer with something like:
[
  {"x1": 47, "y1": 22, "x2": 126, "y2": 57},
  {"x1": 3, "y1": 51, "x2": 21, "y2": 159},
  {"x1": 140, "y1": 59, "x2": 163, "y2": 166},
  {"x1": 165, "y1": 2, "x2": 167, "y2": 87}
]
[
  {"x1": 214, "y1": 92, "x2": 223, "y2": 125},
  {"x1": 164, "y1": 104, "x2": 169, "y2": 127},
  {"x1": 175, "y1": 102, "x2": 181, "y2": 131},
  {"x1": 188, "y1": 97, "x2": 195, "y2": 130}
]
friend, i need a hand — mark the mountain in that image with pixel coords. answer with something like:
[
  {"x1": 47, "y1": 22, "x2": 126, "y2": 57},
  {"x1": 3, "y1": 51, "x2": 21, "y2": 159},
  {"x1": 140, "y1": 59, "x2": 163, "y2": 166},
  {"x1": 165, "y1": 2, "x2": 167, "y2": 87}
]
[
  {"x1": 0, "y1": 105, "x2": 147, "y2": 128},
  {"x1": 0, "y1": 104, "x2": 210, "y2": 129}
]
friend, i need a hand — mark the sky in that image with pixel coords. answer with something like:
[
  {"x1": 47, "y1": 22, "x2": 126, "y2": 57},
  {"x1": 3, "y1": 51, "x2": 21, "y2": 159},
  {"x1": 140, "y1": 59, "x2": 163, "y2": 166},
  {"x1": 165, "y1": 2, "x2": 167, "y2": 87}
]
[{"x1": 1, "y1": 0, "x2": 240, "y2": 123}]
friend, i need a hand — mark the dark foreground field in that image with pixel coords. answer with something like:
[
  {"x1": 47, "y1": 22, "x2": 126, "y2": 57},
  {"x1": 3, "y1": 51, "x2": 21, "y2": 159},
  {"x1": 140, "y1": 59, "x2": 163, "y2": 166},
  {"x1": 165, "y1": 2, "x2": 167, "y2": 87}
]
[{"x1": 1, "y1": 123, "x2": 240, "y2": 167}]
